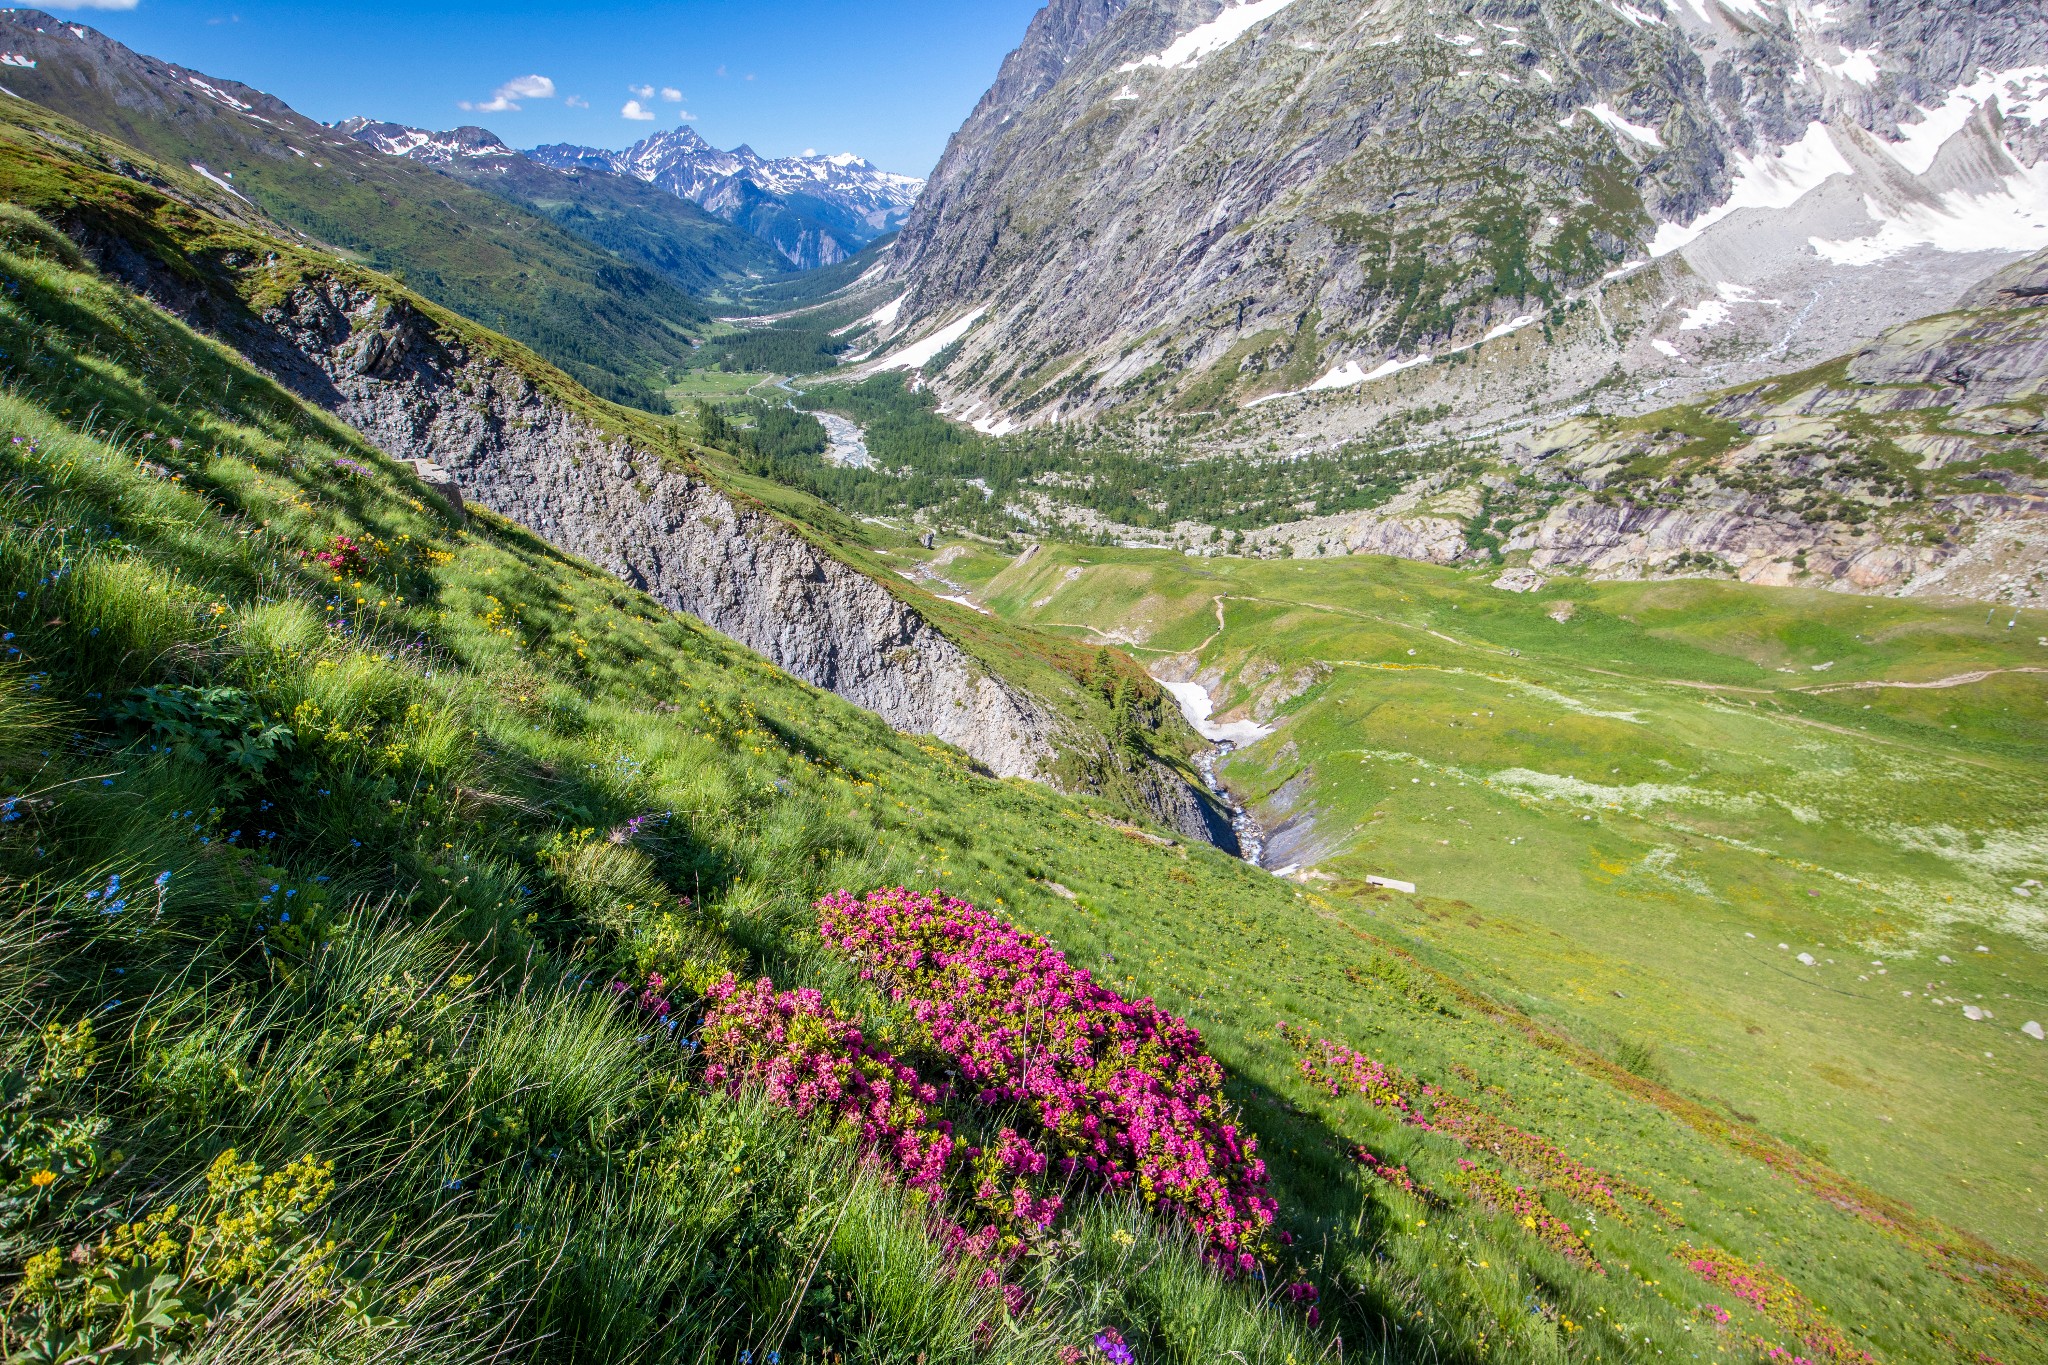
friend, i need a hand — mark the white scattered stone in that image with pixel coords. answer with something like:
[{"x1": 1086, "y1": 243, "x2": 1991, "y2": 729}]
[
  {"x1": 2023, "y1": 1021, "x2": 2045, "y2": 1040},
  {"x1": 1963, "y1": 1004, "x2": 1985, "y2": 1021},
  {"x1": 1492, "y1": 567, "x2": 1545, "y2": 593},
  {"x1": 1797, "y1": 952, "x2": 1816, "y2": 965}
]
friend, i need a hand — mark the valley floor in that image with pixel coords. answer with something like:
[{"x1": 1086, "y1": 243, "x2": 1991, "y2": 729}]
[{"x1": 925, "y1": 541, "x2": 2048, "y2": 1266}]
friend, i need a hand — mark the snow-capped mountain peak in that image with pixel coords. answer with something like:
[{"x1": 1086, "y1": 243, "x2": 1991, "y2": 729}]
[
  {"x1": 334, "y1": 117, "x2": 511, "y2": 165},
  {"x1": 528, "y1": 130, "x2": 921, "y2": 232}
]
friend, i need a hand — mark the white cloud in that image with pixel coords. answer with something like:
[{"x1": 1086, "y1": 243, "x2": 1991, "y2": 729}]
[
  {"x1": 43, "y1": 0, "x2": 139, "y2": 9},
  {"x1": 621, "y1": 99, "x2": 656, "y2": 121},
  {"x1": 802, "y1": 148, "x2": 817, "y2": 157},
  {"x1": 460, "y1": 73, "x2": 554, "y2": 113},
  {"x1": 715, "y1": 64, "x2": 728, "y2": 78},
  {"x1": 677, "y1": 110, "x2": 698, "y2": 122},
  {"x1": 629, "y1": 83, "x2": 654, "y2": 99},
  {"x1": 660, "y1": 86, "x2": 682, "y2": 102},
  {"x1": 564, "y1": 94, "x2": 589, "y2": 109}
]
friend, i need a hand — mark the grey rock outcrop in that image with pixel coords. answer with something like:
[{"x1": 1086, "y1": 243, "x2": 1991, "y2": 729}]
[
  {"x1": 1494, "y1": 283, "x2": 2048, "y2": 602},
  {"x1": 259, "y1": 281, "x2": 1062, "y2": 775}
]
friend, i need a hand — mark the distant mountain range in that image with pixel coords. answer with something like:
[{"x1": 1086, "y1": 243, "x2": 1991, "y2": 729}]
[
  {"x1": 527, "y1": 129, "x2": 922, "y2": 269},
  {"x1": 332, "y1": 116, "x2": 922, "y2": 271}
]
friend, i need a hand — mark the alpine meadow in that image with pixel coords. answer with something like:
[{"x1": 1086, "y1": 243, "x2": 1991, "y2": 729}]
[{"x1": 0, "y1": 3, "x2": 2044, "y2": 1365}]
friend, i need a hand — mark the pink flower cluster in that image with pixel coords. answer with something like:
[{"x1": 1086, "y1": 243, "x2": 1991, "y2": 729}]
[
  {"x1": 1679, "y1": 1246, "x2": 1877, "y2": 1365},
  {"x1": 1283, "y1": 1022, "x2": 1666, "y2": 1226},
  {"x1": 699, "y1": 974, "x2": 953, "y2": 1192},
  {"x1": 817, "y1": 888, "x2": 1276, "y2": 1266},
  {"x1": 1283, "y1": 1023, "x2": 1409, "y2": 1112},
  {"x1": 1349, "y1": 1144, "x2": 1427, "y2": 1200}
]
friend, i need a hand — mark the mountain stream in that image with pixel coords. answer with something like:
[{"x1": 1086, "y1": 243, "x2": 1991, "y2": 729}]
[{"x1": 1156, "y1": 679, "x2": 1272, "y2": 868}]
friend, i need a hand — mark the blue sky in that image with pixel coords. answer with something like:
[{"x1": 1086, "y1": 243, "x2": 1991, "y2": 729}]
[{"x1": 40, "y1": 0, "x2": 1044, "y2": 174}]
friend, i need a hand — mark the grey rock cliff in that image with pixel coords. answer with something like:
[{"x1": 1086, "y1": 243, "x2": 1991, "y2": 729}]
[{"x1": 258, "y1": 281, "x2": 1061, "y2": 776}]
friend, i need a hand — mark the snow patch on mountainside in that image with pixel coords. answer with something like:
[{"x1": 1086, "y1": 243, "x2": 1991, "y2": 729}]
[
  {"x1": 861, "y1": 295, "x2": 905, "y2": 330},
  {"x1": 1160, "y1": 680, "x2": 1275, "y2": 745},
  {"x1": 1650, "y1": 66, "x2": 2048, "y2": 263},
  {"x1": 874, "y1": 308, "x2": 987, "y2": 372},
  {"x1": 1822, "y1": 47, "x2": 1879, "y2": 86},
  {"x1": 1651, "y1": 121, "x2": 1850, "y2": 256},
  {"x1": 1887, "y1": 65, "x2": 2048, "y2": 176},
  {"x1": 188, "y1": 163, "x2": 248, "y2": 200},
  {"x1": 1310, "y1": 353, "x2": 1431, "y2": 391},
  {"x1": 1582, "y1": 102, "x2": 1665, "y2": 148},
  {"x1": 185, "y1": 75, "x2": 251, "y2": 112},
  {"x1": 1120, "y1": 0, "x2": 1300, "y2": 72},
  {"x1": 1811, "y1": 162, "x2": 2048, "y2": 264}
]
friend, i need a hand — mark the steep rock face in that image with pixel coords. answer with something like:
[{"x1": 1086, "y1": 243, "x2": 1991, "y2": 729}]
[
  {"x1": 254, "y1": 281, "x2": 1057, "y2": 774},
  {"x1": 882, "y1": 0, "x2": 2048, "y2": 430}
]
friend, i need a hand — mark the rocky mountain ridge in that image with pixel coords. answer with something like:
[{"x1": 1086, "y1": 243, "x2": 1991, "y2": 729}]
[
  {"x1": 876, "y1": 0, "x2": 2048, "y2": 440},
  {"x1": 529, "y1": 127, "x2": 922, "y2": 269},
  {"x1": 332, "y1": 117, "x2": 515, "y2": 164}
]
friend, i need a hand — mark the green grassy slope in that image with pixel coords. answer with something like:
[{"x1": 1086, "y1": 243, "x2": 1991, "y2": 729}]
[
  {"x1": 0, "y1": 10, "x2": 727, "y2": 411},
  {"x1": 0, "y1": 91, "x2": 1218, "y2": 827},
  {"x1": 957, "y1": 541, "x2": 2048, "y2": 1271},
  {"x1": 1, "y1": 177, "x2": 2045, "y2": 1365}
]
